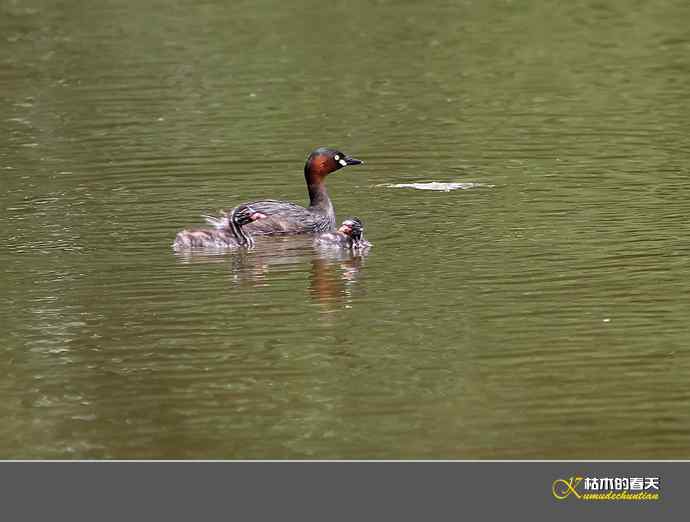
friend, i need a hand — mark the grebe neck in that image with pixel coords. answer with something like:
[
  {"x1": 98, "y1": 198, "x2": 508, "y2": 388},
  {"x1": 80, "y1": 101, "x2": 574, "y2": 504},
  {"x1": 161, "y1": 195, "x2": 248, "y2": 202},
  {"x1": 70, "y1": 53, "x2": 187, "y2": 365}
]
[{"x1": 305, "y1": 167, "x2": 335, "y2": 224}]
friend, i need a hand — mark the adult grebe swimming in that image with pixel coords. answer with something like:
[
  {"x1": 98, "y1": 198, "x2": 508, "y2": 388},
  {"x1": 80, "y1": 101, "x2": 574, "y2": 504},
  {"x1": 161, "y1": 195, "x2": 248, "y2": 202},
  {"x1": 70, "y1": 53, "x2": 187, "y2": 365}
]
[
  {"x1": 314, "y1": 217, "x2": 371, "y2": 250},
  {"x1": 173, "y1": 205, "x2": 267, "y2": 249},
  {"x1": 207, "y1": 147, "x2": 363, "y2": 236}
]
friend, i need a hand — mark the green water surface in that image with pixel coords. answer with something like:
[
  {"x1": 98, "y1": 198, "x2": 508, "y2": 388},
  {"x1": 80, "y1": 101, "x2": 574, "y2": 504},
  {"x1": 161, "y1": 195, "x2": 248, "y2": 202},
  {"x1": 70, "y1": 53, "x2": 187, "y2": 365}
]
[{"x1": 2, "y1": 0, "x2": 690, "y2": 458}]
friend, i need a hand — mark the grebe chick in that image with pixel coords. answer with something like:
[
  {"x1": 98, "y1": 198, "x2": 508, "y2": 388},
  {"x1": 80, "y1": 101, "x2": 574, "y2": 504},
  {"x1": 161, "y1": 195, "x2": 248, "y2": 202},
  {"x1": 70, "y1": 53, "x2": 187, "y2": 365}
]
[
  {"x1": 173, "y1": 205, "x2": 267, "y2": 249},
  {"x1": 314, "y1": 217, "x2": 371, "y2": 250},
  {"x1": 210, "y1": 147, "x2": 363, "y2": 236}
]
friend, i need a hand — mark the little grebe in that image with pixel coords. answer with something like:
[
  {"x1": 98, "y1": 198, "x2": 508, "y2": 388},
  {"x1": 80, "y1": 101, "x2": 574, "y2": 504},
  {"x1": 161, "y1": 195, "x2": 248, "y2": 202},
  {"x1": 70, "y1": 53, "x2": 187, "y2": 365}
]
[
  {"x1": 209, "y1": 147, "x2": 363, "y2": 236},
  {"x1": 173, "y1": 205, "x2": 267, "y2": 249},
  {"x1": 314, "y1": 217, "x2": 371, "y2": 250}
]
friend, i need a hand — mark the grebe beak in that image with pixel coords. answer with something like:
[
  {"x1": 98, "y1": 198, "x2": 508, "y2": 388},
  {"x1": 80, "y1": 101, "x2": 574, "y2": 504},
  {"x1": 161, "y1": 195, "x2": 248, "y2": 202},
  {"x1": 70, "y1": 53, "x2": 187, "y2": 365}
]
[
  {"x1": 343, "y1": 155, "x2": 363, "y2": 166},
  {"x1": 338, "y1": 224, "x2": 353, "y2": 234}
]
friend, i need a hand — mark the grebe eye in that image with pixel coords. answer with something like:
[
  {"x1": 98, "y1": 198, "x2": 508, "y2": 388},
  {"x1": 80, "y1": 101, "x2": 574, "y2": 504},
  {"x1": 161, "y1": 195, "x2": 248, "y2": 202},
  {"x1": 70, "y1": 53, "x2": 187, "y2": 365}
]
[{"x1": 334, "y1": 154, "x2": 340, "y2": 161}]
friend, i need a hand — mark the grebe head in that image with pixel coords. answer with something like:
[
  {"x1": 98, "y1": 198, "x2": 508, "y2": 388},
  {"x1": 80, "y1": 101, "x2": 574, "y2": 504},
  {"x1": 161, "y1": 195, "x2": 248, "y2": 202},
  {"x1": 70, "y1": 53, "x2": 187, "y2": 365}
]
[
  {"x1": 229, "y1": 205, "x2": 268, "y2": 248},
  {"x1": 338, "y1": 217, "x2": 364, "y2": 241},
  {"x1": 232, "y1": 205, "x2": 268, "y2": 226},
  {"x1": 305, "y1": 147, "x2": 363, "y2": 179}
]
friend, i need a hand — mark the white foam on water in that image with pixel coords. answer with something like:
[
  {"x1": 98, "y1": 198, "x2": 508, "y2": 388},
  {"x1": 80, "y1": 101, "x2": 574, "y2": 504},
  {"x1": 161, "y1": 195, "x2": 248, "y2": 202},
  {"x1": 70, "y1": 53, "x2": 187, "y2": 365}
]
[{"x1": 381, "y1": 182, "x2": 493, "y2": 192}]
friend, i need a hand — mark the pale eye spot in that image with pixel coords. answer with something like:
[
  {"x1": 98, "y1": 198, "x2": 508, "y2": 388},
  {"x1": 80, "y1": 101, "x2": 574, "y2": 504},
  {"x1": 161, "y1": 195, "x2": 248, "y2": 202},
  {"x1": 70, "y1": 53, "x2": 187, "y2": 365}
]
[
  {"x1": 334, "y1": 155, "x2": 340, "y2": 161},
  {"x1": 339, "y1": 158, "x2": 348, "y2": 166}
]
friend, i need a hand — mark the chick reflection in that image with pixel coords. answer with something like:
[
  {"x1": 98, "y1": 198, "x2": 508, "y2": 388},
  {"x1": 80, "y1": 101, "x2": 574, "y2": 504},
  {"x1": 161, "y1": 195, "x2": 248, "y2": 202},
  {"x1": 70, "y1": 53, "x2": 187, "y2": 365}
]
[{"x1": 308, "y1": 250, "x2": 367, "y2": 313}]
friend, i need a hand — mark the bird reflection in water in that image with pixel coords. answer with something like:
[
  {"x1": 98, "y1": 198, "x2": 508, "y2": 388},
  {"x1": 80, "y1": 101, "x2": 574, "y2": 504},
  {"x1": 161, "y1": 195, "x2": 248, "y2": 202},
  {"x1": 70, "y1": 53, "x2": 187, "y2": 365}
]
[
  {"x1": 308, "y1": 249, "x2": 367, "y2": 313},
  {"x1": 173, "y1": 236, "x2": 369, "y2": 312}
]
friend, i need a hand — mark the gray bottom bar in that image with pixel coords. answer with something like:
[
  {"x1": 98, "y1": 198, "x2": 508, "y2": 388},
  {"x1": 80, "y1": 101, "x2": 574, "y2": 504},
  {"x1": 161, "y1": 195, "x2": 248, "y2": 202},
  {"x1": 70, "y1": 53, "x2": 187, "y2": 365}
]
[{"x1": 0, "y1": 462, "x2": 677, "y2": 521}]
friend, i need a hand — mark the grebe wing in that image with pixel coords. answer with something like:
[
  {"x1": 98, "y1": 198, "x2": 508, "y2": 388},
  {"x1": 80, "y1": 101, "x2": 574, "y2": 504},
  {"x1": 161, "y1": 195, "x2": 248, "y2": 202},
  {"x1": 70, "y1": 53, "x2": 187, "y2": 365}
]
[
  {"x1": 236, "y1": 200, "x2": 323, "y2": 235},
  {"x1": 200, "y1": 200, "x2": 296, "y2": 230}
]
